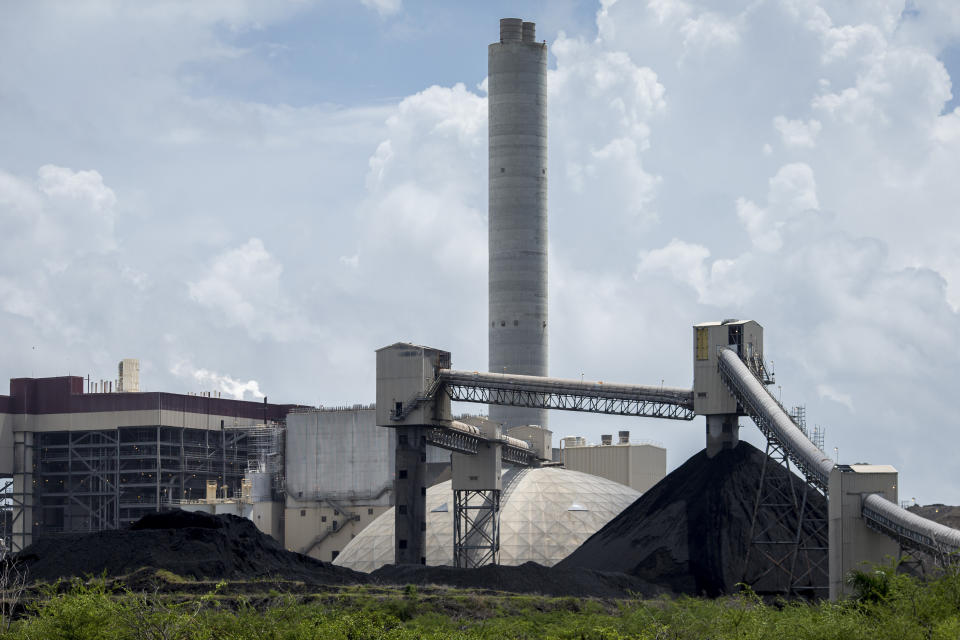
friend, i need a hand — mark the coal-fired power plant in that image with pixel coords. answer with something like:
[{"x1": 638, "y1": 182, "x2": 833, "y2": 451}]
[
  {"x1": 6, "y1": 16, "x2": 960, "y2": 607},
  {"x1": 488, "y1": 18, "x2": 549, "y2": 430}
]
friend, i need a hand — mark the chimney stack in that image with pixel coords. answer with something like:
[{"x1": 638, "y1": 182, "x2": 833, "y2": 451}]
[{"x1": 488, "y1": 18, "x2": 549, "y2": 430}]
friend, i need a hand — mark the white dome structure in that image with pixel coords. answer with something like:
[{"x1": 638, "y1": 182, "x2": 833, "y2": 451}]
[{"x1": 332, "y1": 467, "x2": 641, "y2": 573}]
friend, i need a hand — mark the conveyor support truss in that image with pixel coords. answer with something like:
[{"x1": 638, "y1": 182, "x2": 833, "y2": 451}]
[{"x1": 440, "y1": 370, "x2": 695, "y2": 421}]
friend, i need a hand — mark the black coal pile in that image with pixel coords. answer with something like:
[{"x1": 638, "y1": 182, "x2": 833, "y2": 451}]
[
  {"x1": 16, "y1": 509, "x2": 370, "y2": 586},
  {"x1": 558, "y1": 442, "x2": 827, "y2": 597},
  {"x1": 373, "y1": 562, "x2": 665, "y2": 598}
]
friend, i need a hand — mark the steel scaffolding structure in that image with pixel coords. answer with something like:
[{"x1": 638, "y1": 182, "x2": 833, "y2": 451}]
[
  {"x1": 719, "y1": 351, "x2": 829, "y2": 597},
  {"x1": 29, "y1": 425, "x2": 253, "y2": 538},
  {"x1": 453, "y1": 489, "x2": 501, "y2": 568},
  {"x1": 741, "y1": 437, "x2": 829, "y2": 597},
  {"x1": 232, "y1": 423, "x2": 285, "y2": 499}
]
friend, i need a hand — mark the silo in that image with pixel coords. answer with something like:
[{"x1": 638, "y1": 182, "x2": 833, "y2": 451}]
[{"x1": 488, "y1": 18, "x2": 548, "y2": 429}]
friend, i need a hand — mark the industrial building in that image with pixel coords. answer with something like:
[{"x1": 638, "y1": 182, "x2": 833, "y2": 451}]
[
  {"x1": 282, "y1": 406, "x2": 450, "y2": 562},
  {"x1": 0, "y1": 367, "x2": 298, "y2": 552},
  {"x1": 0, "y1": 16, "x2": 674, "y2": 573},
  {"x1": 0, "y1": 364, "x2": 661, "y2": 568},
  {"x1": 11, "y1": 19, "x2": 950, "y2": 597},
  {"x1": 561, "y1": 431, "x2": 666, "y2": 494}
]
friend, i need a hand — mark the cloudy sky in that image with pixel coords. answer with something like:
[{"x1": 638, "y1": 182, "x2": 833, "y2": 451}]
[{"x1": 2, "y1": 0, "x2": 959, "y2": 503}]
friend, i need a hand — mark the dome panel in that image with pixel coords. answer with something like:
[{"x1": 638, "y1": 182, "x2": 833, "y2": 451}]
[{"x1": 333, "y1": 467, "x2": 641, "y2": 572}]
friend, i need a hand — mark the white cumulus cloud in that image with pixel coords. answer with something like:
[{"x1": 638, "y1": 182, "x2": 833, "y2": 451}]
[
  {"x1": 773, "y1": 116, "x2": 822, "y2": 148},
  {"x1": 188, "y1": 238, "x2": 319, "y2": 343}
]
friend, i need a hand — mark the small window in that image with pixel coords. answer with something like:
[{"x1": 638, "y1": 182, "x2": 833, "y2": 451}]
[
  {"x1": 399, "y1": 539, "x2": 407, "y2": 550},
  {"x1": 421, "y1": 486, "x2": 426, "y2": 496},
  {"x1": 334, "y1": 510, "x2": 339, "y2": 516},
  {"x1": 500, "y1": 167, "x2": 505, "y2": 173},
  {"x1": 398, "y1": 469, "x2": 408, "y2": 479},
  {"x1": 368, "y1": 508, "x2": 374, "y2": 515},
  {"x1": 398, "y1": 505, "x2": 407, "y2": 515},
  {"x1": 331, "y1": 551, "x2": 339, "y2": 561},
  {"x1": 332, "y1": 520, "x2": 338, "y2": 529},
  {"x1": 321, "y1": 516, "x2": 327, "y2": 523},
  {"x1": 395, "y1": 401, "x2": 402, "y2": 415},
  {"x1": 513, "y1": 320, "x2": 518, "y2": 326},
  {"x1": 300, "y1": 509, "x2": 306, "y2": 517}
]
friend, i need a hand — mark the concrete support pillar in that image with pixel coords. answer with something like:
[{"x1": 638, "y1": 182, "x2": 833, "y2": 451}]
[
  {"x1": 394, "y1": 426, "x2": 428, "y2": 565},
  {"x1": 705, "y1": 414, "x2": 739, "y2": 458},
  {"x1": 828, "y1": 465, "x2": 899, "y2": 600}
]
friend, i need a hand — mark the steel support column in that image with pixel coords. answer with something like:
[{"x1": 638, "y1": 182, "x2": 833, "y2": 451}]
[
  {"x1": 453, "y1": 489, "x2": 501, "y2": 568},
  {"x1": 742, "y1": 437, "x2": 828, "y2": 597}
]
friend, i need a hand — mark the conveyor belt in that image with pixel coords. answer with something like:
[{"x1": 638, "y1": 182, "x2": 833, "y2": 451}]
[
  {"x1": 718, "y1": 347, "x2": 960, "y2": 559},
  {"x1": 439, "y1": 369, "x2": 695, "y2": 421}
]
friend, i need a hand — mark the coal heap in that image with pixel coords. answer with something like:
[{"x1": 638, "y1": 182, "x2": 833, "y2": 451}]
[
  {"x1": 372, "y1": 562, "x2": 665, "y2": 599},
  {"x1": 557, "y1": 442, "x2": 827, "y2": 597},
  {"x1": 16, "y1": 509, "x2": 370, "y2": 585}
]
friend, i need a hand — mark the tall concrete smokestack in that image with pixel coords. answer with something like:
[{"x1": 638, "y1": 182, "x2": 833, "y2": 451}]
[{"x1": 488, "y1": 18, "x2": 548, "y2": 429}]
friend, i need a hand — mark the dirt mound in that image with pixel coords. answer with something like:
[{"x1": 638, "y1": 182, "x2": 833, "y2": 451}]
[
  {"x1": 557, "y1": 442, "x2": 827, "y2": 597},
  {"x1": 908, "y1": 504, "x2": 960, "y2": 530},
  {"x1": 16, "y1": 509, "x2": 370, "y2": 586},
  {"x1": 372, "y1": 562, "x2": 665, "y2": 599}
]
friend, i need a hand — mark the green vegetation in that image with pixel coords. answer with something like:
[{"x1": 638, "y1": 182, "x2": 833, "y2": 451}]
[{"x1": 2, "y1": 564, "x2": 959, "y2": 639}]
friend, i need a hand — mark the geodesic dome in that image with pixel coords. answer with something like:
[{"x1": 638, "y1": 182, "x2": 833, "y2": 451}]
[{"x1": 332, "y1": 467, "x2": 641, "y2": 572}]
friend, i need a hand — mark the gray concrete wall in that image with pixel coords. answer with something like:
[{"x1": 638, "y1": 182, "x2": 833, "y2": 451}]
[
  {"x1": 283, "y1": 407, "x2": 398, "y2": 561},
  {"x1": 488, "y1": 19, "x2": 549, "y2": 429},
  {"x1": 285, "y1": 408, "x2": 394, "y2": 504},
  {"x1": 285, "y1": 502, "x2": 390, "y2": 561},
  {"x1": 828, "y1": 465, "x2": 900, "y2": 599},
  {"x1": 506, "y1": 425, "x2": 551, "y2": 459},
  {"x1": 562, "y1": 443, "x2": 666, "y2": 493},
  {"x1": 394, "y1": 426, "x2": 428, "y2": 564}
]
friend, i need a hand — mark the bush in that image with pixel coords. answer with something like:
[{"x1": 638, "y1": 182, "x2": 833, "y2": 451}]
[{"x1": 5, "y1": 563, "x2": 960, "y2": 640}]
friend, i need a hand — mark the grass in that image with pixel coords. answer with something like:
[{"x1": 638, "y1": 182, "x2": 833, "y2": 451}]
[{"x1": 1, "y1": 563, "x2": 959, "y2": 639}]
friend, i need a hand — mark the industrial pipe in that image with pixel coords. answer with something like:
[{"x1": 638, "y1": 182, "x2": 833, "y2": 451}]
[
  {"x1": 863, "y1": 492, "x2": 960, "y2": 555},
  {"x1": 718, "y1": 348, "x2": 834, "y2": 488}
]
